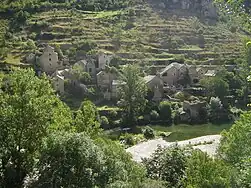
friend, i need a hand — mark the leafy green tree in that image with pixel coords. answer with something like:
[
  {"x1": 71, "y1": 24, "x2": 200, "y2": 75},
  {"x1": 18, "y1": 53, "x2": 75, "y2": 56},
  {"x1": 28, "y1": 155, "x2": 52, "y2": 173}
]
[
  {"x1": 73, "y1": 100, "x2": 101, "y2": 136},
  {"x1": 24, "y1": 133, "x2": 106, "y2": 188},
  {"x1": 208, "y1": 97, "x2": 230, "y2": 124},
  {"x1": 219, "y1": 112, "x2": 251, "y2": 165},
  {"x1": 0, "y1": 68, "x2": 72, "y2": 188},
  {"x1": 200, "y1": 77, "x2": 229, "y2": 100},
  {"x1": 158, "y1": 101, "x2": 172, "y2": 122},
  {"x1": 184, "y1": 150, "x2": 236, "y2": 188},
  {"x1": 70, "y1": 64, "x2": 91, "y2": 84},
  {"x1": 95, "y1": 138, "x2": 146, "y2": 187},
  {"x1": 142, "y1": 145, "x2": 187, "y2": 187},
  {"x1": 118, "y1": 64, "x2": 147, "y2": 126}
]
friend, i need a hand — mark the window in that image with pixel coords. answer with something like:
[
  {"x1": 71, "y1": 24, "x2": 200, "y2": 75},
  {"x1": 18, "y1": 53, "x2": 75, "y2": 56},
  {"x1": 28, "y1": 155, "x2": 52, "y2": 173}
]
[
  {"x1": 49, "y1": 53, "x2": 51, "y2": 56},
  {"x1": 49, "y1": 58, "x2": 51, "y2": 61},
  {"x1": 89, "y1": 68, "x2": 92, "y2": 73},
  {"x1": 163, "y1": 72, "x2": 167, "y2": 76}
]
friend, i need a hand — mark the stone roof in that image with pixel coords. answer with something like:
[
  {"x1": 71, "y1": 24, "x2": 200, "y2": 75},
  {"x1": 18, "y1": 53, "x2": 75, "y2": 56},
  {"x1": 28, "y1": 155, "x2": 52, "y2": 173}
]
[
  {"x1": 112, "y1": 80, "x2": 126, "y2": 86},
  {"x1": 204, "y1": 70, "x2": 216, "y2": 77},
  {"x1": 144, "y1": 75, "x2": 155, "y2": 83},
  {"x1": 160, "y1": 62, "x2": 185, "y2": 75}
]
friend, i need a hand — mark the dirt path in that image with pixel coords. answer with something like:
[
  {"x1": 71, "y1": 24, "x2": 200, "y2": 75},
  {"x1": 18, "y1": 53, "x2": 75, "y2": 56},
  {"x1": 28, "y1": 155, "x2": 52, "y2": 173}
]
[{"x1": 126, "y1": 135, "x2": 221, "y2": 162}]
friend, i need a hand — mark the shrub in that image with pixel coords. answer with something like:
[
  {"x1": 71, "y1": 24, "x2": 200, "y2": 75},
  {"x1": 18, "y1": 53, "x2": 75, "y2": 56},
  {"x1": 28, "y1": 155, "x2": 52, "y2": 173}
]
[
  {"x1": 150, "y1": 110, "x2": 159, "y2": 121},
  {"x1": 159, "y1": 101, "x2": 172, "y2": 122},
  {"x1": 120, "y1": 133, "x2": 135, "y2": 146},
  {"x1": 100, "y1": 116, "x2": 109, "y2": 127},
  {"x1": 143, "y1": 126, "x2": 155, "y2": 139},
  {"x1": 142, "y1": 145, "x2": 188, "y2": 187},
  {"x1": 174, "y1": 92, "x2": 185, "y2": 101}
]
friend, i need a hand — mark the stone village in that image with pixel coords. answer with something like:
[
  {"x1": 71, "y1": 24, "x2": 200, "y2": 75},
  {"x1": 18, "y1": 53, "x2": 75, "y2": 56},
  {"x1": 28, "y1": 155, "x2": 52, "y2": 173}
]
[{"x1": 26, "y1": 44, "x2": 236, "y2": 122}]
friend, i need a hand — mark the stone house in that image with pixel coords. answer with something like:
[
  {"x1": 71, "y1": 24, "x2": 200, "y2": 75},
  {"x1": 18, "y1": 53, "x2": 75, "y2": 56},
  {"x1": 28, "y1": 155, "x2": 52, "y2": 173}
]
[
  {"x1": 52, "y1": 70, "x2": 65, "y2": 94},
  {"x1": 39, "y1": 45, "x2": 62, "y2": 74},
  {"x1": 144, "y1": 74, "x2": 164, "y2": 101},
  {"x1": 187, "y1": 65, "x2": 199, "y2": 84},
  {"x1": 183, "y1": 100, "x2": 207, "y2": 119},
  {"x1": 97, "y1": 70, "x2": 117, "y2": 90},
  {"x1": 75, "y1": 59, "x2": 96, "y2": 78},
  {"x1": 111, "y1": 80, "x2": 125, "y2": 99},
  {"x1": 160, "y1": 63, "x2": 187, "y2": 86},
  {"x1": 97, "y1": 52, "x2": 113, "y2": 71}
]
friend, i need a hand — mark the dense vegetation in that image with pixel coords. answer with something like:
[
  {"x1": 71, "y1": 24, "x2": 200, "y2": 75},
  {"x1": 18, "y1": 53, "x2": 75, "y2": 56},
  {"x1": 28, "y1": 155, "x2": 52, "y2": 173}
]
[
  {"x1": 0, "y1": 67, "x2": 250, "y2": 187},
  {"x1": 0, "y1": 0, "x2": 251, "y2": 187}
]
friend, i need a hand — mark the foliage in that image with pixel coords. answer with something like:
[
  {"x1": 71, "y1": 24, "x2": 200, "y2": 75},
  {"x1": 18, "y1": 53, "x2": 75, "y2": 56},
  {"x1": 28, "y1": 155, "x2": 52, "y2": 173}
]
[
  {"x1": 73, "y1": 100, "x2": 101, "y2": 136},
  {"x1": 0, "y1": 68, "x2": 72, "y2": 188},
  {"x1": 142, "y1": 145, "x2": 187, "y2": 187},
  {"x1": 95, "y1": 137, "x2": 146, "y2": 187},
  {"x1": 184, "y1": 150, "x2": 236, "y2": 188},
  {"x1": 143, "y1": 126, "x2": 155, "y2": 139},
  {"x1": 219, "y1": 112, "x2": 251, "y2": 165},
  {"x1": 76, "y1": 40, "x2": 97, "y2": 53},
  {"x1": 118, "y1": 64, "x2": 148, "y2": 126},
  {"x1": 158, "y1": 101, "x2": 172, "y2": 122},
  {"x1": 69, "y1": 64, "x2": 91, "y2": 84},
  {"x1": 120, "y1": 133, "x2": 135, "y2": 146},
  {"x1": 140, "y1": 179, "x2": 167, "y2": 188},
  {"x1": 100, "y1": 115, "x2": 109, "y2": 127},
  {"x1": 25, "y1": 132, "x2": 106, "y2": 188},
  {"x1": 200, "y1": 77, "x2": 229, "y2": 100},
  {"x1": 208, "y1": 97, "x2": 230, "y2": 124},
  {"x1": 150, "y1": 110, "x2": 159, "y2": 121}
]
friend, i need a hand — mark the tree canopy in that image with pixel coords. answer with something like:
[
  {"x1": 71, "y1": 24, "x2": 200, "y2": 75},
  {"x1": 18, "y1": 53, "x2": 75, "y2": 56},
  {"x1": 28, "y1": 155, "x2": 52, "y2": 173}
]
[
  {"x1": 0, "y1": 68, "x2": 72, "y2": 187},
  {"x1": 118, "y1": 64, "x2": 147, "y2": 126}
]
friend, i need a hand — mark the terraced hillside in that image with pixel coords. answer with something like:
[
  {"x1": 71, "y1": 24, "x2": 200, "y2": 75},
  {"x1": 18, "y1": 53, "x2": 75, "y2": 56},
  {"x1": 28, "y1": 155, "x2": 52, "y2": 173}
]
[{"x1": 1, "y1": 1, "x2": 249, "y2": 66}]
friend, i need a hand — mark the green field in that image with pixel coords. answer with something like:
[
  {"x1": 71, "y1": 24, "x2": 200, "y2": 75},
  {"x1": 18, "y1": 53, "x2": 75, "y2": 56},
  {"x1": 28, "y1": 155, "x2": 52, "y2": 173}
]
[{"x1": 149, "y1": 123, "x2": 233, "y2": 142}]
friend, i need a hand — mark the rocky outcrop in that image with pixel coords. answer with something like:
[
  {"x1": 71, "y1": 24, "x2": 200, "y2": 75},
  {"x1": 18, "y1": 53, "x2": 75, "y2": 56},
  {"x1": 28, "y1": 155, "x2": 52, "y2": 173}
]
[{"x1": 153, "y1": 0, "x2": 218, "y2": 19}]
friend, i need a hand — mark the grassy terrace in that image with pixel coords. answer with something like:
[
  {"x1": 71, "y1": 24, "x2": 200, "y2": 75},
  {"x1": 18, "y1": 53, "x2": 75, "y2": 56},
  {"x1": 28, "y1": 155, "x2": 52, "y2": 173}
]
[{"x1": 4, "y1": 2, "x2": 247, "y2": 65}]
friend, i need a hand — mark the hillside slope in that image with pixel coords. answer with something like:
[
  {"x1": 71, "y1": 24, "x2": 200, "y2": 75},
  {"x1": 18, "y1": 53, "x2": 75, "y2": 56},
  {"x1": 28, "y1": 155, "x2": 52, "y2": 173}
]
[{"x1": 0, "y1": 0, "x2": 248, "y2": 66}]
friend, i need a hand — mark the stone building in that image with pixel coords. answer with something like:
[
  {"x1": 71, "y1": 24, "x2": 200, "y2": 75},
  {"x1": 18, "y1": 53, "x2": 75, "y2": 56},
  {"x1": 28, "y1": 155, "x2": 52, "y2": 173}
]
[
  {"x1": 97, "y1": 52, "x2": 113, "y2": 71},
  {"x1": 183, "y1": 100, "x2": 207, "y2": 119},
  {"x1": 144, "y1": 74, "x2": 164, "y2": 101},
  {"x1": 39, "y1": 45, "x2": 62, "y2": 74},
  {"x1": 75, "y1": 59, "x2": 96, "y2": 78},
  {"x1": 52, "y1": 70, "x2": 65, "y2": 94},
  {"x1": 160, "y1": 63, "x2": 187, "y2": 86}
]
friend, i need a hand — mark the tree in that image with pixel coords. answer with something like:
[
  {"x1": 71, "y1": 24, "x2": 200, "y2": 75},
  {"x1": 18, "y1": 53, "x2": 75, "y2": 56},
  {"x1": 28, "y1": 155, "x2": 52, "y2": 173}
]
[
  {"x1": 158, "y1": 101, "x2": 172, "y2": 122},
  {"x1": 73, "y1": 100, "x2": 101, "y2": 136},
  {"x1": 200, "y1": 77, "x2": 229, "y2": 100},
  {"x1": 0, "y1": 68, "x2": 72, "y2": 188},
  {"x1": 208, "y1": 97, "x2": 230, "y2": 124},
  {"x1": 219, "y1": 112, "x2": 251, "y2": 165},
  {"x1": 142, "y1": 145, "x2": 187, "y2": 187},
  {"x1": 218, "y1": 112, "x2": 251, "y2": 187},
  {"x1": 118, "y1": 64, "x2": 147, "y2": 126},
  {"x1": 70, "y1": 64, "x2": 91, "y2": 84},
  {"x1": 184, "y1": 150, "x2": 236, "y2": 188},
  {"x1": 24, "y1": 133, "x2": 106, "y2": 188}
]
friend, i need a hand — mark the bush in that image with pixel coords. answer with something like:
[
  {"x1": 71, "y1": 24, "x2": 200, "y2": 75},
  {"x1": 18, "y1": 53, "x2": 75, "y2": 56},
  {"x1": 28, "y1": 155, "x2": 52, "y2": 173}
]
[
  {"x1": 77, "y1": 40, "x2": 97, "y2": 52},
  {"x1": 142, "y1": 145, "x2": 188, "y2": 187},
  {"x1": 159, "y1": 101, "x2": 172, "y2": 122},
  {"x1": 100, "y1": 116, "x2": 109, "y2": 127},
  {"x1": 150, "y1": 110, "x2": 159, "y2": 121},
  {"x1": 184, "y1": 150, "x2": 236, "y2": 187},
  {"x1": 143, "y1": 126, "x2": 155, "y2": 139},
  {"x1": 120, "y1": 133, "x2": 135, "y2": 146}
]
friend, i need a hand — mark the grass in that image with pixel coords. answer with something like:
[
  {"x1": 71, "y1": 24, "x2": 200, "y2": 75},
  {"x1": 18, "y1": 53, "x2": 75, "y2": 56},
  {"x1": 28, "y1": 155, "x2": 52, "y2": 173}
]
[{"x1": 148, "y1": 123, "x2": 232, "y2": 142}]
